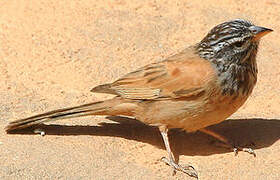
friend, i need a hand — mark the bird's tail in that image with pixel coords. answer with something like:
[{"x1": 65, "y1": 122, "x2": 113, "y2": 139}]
[{"x1": 5, "y1": 98, "x2": 122, "y2": 132}]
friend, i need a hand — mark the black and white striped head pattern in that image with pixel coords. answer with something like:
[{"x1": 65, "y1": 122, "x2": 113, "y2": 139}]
[
  {"x1": 197, "y1": 19, "x2": 272, "y2": 96},
  {"x1": 197, "y1": 19, "x2": 258, "y2": 63}
]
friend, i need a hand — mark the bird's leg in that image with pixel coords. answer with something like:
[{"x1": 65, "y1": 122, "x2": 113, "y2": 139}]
[
  {"x1": 159, "y1": 126, "x2": 198, "y2": 178},
  {"x1": 199, "y1": 128, "x2": 256, "y2": 157}
]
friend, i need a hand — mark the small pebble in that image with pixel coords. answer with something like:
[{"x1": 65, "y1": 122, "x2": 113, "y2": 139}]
[{"x1": 33, "y1": 129, "x2": 46, "y2": 136}]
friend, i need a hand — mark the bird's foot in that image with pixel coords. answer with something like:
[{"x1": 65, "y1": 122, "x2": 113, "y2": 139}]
[
  {"x1": 233, "y1": 146, "x2": 256, "y2": 157},
  {"x1": 161, "y1": 157, "x2": 198, "y2": 179},
  {"x1": 200, "y1": 128, "x2": 256, "y2": 157},
  {"x1": 212, "y1": 141, "x2": 256, "y2": 157}
]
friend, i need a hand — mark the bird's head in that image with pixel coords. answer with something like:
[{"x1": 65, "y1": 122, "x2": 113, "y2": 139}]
[{"x1": 197, "y1": 19, "x2": 272, "y2": 63}]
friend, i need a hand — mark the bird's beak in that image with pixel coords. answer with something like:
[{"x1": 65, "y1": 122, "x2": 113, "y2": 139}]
[{"x1": 249, "y1": 26, "x2": 273, "y2": 41}]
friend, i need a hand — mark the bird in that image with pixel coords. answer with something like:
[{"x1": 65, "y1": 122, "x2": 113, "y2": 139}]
[{"x1": 5, "y1": 19, "x2": 272, "y2": 178}]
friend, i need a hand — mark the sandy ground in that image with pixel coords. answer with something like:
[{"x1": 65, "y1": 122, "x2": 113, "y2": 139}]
[{"x1": 0, "y1": 0, "x2": 280, "y2": 179}]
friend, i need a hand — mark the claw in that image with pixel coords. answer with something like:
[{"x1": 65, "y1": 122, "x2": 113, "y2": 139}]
[
  {"x1": 233, "y1": 147, "x2": 238, "y2": 156},
  {"x1": 233, "y1": 146, "x2": 256, "y2": 157},
  {"x1": 241, "y1": 148, "x2": 256, "y2": 157},
  {"x1": 161, "y1": 157, "x2": 198, "y2": 179}
]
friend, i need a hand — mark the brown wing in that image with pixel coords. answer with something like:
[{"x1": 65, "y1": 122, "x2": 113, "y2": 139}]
[{"x1": 91, "y1": 48, "x2": 216, "y2": 100}]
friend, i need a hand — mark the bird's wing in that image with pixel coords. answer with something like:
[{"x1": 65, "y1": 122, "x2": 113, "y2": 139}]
[{"x1": 91, "y1": 48, "x2": 216, "y2": 100}]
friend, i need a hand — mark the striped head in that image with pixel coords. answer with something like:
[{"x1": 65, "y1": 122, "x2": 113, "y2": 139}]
[
  {"x1": 197, "y1": 19, "x2": 272, "y2": 96},
  {"x1": 197, "y1": 19, "x2": 272, "y2": 62}
]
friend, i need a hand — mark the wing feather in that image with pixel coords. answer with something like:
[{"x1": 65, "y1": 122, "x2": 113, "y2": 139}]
[{"x1": 91, "y1": 47, "x2": 216, "y2": 100}]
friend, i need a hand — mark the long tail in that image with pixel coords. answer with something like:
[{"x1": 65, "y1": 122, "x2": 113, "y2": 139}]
[{"x1": 5, "y1": 99, "x2": 121, "y2": 132}]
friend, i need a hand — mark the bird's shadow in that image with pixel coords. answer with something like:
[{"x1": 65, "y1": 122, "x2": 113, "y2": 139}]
[{"x1": 8, "y1": 117, "x2": 280, "y2": 157}]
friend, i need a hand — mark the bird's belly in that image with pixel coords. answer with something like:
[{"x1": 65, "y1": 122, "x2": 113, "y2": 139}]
[
  {"x1": 137, "y1": 94, "x2": 250, "y2": 132},
  {"x1": 175, "y1": 95, "x2": 250, "y2": 132}
]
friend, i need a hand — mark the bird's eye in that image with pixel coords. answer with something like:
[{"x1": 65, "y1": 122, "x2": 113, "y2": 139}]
[{"x1": 233, "y1": 41, "x2": 245, "y2": 48}]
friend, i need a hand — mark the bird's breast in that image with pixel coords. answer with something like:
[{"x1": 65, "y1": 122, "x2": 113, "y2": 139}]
[{"x1": 177, "y1": 88, "x2": 251, "y2": 132}]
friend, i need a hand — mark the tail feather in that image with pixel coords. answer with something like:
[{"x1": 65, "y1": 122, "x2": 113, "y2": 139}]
[{"x1": 5, "y1": 100, "x2": 115, "y2": 132}]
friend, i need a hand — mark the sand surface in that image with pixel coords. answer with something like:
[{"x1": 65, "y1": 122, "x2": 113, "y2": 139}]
[{"x1": 0, "y1": 0, "x2": 280, "y2": 179}]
